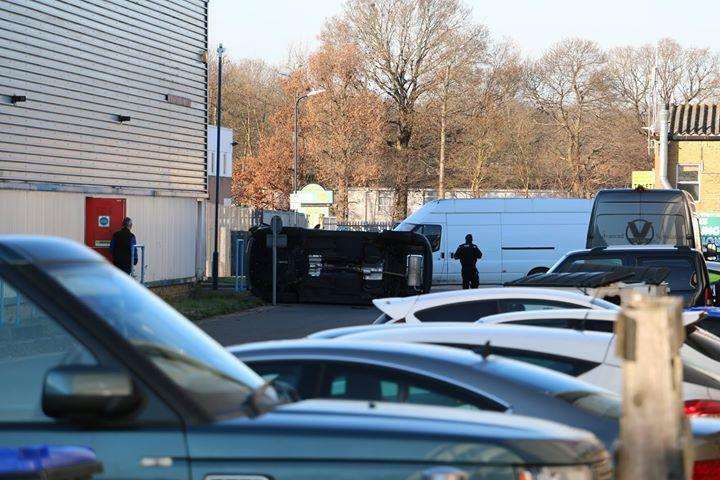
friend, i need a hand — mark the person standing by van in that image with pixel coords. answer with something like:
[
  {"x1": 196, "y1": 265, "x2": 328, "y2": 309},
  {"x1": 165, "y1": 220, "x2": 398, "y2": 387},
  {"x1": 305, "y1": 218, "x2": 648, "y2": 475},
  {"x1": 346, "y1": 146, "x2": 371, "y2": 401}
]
[{"x1": 454, "y1": 234, "x2": 482, "y2": 289}]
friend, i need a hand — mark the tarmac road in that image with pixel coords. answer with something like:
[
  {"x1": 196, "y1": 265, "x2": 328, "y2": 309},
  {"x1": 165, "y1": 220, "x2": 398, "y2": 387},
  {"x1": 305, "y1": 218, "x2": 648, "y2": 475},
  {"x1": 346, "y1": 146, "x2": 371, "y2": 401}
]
[{"x1": 199, "y1": 303, "x2": 379, "y2": 346}]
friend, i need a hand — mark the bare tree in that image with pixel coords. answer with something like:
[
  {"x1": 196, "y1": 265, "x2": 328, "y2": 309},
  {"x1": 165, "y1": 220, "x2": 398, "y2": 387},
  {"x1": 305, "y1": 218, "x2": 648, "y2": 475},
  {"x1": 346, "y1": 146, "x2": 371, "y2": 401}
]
[
  {"x1": 607, "y1": 44, "x2": 655, "y2": 134},
  {"x1": 341, "y1": 0, "x2": 486, "y2": 219},
  {"x1": 525, "y1": 38, "x2": 610, "y2": 197}
]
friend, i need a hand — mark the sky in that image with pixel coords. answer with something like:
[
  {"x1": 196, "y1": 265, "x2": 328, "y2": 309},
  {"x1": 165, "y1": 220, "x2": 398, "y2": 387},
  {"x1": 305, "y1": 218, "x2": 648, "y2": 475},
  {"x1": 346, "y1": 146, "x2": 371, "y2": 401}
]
[{"x1": 209, "y1": 0, "x2": 720, "y2": 65}]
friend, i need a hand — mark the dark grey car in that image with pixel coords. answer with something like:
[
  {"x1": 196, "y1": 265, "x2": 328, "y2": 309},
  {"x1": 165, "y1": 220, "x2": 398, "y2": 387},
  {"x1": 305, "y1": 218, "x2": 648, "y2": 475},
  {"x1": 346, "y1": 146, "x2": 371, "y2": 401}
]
[{"x1": 230, "y1": 339, "x2": 623, "y2": 449}]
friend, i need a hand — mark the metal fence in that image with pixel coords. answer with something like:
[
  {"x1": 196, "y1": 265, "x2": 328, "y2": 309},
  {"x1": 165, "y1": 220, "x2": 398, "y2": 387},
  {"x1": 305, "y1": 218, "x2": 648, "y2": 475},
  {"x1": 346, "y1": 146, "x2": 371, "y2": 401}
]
[
  {"x1": 323, "y1": 218, "x2": 398, "y2": 232},
  {"x1": 206, "y1": 205, "x2": 307, "y2": 277}
]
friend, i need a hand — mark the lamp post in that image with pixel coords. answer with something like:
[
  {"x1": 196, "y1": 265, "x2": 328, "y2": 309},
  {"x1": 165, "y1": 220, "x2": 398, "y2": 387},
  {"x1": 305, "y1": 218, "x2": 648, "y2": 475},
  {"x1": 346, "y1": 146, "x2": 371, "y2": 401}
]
[
  {"x1": 293, "y1": 89, "x2": 325, "y2": 193},
  {"x1": 211, "y1": 43, "x2": 225, "y2": 290}
]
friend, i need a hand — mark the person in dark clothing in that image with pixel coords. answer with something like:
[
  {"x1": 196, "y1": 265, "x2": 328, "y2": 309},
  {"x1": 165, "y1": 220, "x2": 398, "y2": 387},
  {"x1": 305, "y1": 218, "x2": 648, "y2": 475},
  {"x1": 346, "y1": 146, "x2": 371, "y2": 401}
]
[
  {"x1": 454, "y1": 234, "x2": 482, "y2": 289},
  {"x1": 110, "y1": 217, "x2": 138, "y2": 275}
]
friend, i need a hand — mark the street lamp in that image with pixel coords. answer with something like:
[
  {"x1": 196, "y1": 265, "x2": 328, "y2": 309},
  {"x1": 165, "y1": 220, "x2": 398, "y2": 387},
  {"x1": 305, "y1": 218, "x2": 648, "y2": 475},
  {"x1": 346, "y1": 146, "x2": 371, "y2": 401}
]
[
  {"x1": 293, "y1": 88, "x2": 325, "y2": 193},
  {"x1": 211, "y1": 43, "x2": 225, "y2": 291}
]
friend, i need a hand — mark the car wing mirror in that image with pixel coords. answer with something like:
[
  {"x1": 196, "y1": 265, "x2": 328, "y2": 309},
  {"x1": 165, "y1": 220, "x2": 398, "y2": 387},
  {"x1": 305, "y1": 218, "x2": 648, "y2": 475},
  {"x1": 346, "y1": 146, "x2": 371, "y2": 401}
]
[{"x1": 42, "y1": 365, "x2": 142, "y2": 421}]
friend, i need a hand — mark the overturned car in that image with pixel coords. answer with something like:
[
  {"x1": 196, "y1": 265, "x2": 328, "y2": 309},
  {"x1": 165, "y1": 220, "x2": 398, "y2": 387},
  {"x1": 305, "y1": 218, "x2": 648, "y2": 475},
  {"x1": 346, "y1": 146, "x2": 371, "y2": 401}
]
[{"x1": 247, "y1": 227, "x2": 432, "y2": 304}]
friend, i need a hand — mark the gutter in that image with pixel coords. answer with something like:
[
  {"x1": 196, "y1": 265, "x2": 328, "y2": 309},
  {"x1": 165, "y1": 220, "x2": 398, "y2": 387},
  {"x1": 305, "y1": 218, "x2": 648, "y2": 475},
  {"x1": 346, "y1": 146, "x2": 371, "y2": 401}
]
[{"x1": 658, "y1": 106, "x2": 672, "y2": 189}]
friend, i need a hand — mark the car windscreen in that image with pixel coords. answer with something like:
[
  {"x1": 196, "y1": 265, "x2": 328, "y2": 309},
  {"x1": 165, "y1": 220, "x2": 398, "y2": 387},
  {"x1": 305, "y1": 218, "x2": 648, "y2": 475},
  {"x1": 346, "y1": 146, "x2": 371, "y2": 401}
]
[
  {"x1": 46, "y1": 262, "x2": 266, "y2": 418},
  {"x1": 590, "y1": 212, "x2": 688, "y2": 247}
]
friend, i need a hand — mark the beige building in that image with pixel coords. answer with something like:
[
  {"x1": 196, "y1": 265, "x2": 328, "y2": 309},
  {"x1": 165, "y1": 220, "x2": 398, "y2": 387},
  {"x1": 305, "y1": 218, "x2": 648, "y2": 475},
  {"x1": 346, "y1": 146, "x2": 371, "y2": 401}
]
[{"x1": 654, "y1": 103, "x2": 720, "y2": 213}]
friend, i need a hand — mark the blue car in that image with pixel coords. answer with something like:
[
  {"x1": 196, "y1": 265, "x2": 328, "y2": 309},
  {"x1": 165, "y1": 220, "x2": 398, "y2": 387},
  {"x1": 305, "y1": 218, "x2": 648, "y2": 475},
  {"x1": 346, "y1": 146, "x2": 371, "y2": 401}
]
[{"x1": 0, "y1": 236, "x2": 611, "y2": 479}]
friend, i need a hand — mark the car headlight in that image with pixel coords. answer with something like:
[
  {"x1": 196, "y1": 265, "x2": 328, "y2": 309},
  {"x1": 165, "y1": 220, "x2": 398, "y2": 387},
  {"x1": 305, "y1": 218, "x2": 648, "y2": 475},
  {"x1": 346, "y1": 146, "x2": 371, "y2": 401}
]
[{"x1": 518, "y1": 465, "x2": 593, "y2": 480}]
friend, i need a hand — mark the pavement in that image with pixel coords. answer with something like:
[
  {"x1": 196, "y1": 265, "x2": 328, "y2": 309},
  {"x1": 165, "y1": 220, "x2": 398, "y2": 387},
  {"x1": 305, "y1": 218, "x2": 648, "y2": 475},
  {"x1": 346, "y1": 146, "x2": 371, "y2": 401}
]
[{"x1": 199, "y1": 303, "x2": 380, "y2": 346}]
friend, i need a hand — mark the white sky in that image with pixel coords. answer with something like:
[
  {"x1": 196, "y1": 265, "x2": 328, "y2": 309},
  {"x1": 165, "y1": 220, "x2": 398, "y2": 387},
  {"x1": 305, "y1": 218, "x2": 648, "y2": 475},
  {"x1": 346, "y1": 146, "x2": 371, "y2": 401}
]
[{"x1": 210, "y1": 0, "x2": 720, "y2": 64}]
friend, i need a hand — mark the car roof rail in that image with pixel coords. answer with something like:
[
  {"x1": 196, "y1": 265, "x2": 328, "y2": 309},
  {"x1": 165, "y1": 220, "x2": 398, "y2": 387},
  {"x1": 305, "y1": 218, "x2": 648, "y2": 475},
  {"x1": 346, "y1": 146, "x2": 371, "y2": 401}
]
[{"x1": 590, "y1": 246, "x2": 606, "y2": 252}]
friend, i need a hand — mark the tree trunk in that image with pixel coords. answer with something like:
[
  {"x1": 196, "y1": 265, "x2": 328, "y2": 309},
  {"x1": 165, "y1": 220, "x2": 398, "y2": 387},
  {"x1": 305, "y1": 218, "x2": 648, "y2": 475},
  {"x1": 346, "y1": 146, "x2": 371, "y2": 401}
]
[
  {"x1": 438, "y1": 66, "x2": 450, "y2": 200},
  {"x1": 392, "y1": 113, "x2": 413, "y2": 221},
  {"x1": 336, "y1": 177, "x2": 349, "y2": 222}
]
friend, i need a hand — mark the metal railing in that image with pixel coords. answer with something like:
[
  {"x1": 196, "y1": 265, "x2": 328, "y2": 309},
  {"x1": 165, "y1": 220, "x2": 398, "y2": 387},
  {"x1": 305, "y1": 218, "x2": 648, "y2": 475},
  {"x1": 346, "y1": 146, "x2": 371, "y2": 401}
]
[{"x1": 131, "y1": 244, "x2": 147, "y2": 284}]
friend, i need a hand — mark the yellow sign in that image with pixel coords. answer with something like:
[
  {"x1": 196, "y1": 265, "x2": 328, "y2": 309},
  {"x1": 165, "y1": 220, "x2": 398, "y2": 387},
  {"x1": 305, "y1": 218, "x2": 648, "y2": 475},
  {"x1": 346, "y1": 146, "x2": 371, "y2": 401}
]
[{"x1": 632, "y1": 171, "x2": 655, "y2": 189}]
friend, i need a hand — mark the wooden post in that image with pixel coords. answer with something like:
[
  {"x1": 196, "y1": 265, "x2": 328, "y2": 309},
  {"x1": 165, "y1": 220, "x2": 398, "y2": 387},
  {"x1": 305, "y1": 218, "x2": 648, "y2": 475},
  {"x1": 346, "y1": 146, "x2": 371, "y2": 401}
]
[{"x1": 616, "y1": 291, "x2": 693, "y2": 480}]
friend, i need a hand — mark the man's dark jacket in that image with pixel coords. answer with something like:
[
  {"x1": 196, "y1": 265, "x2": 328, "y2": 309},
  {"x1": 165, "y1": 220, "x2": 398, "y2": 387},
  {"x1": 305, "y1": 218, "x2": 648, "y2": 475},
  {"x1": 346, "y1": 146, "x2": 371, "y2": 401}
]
[
  {"x1": 454, "y1": 242, "x2": 483, "y2": 269},
  {"x1": 110, "y1": 227, "x2": 137, "y2": 273}
]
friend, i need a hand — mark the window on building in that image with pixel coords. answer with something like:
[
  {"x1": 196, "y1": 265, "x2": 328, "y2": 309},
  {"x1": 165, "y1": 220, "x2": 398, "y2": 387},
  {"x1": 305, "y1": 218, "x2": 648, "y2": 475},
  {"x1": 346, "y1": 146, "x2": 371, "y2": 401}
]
[
  {"x1": 378, "y1": 191, "x2": 393, "y2": 210},
  {"x1": 677, "y1": 164, "x2": 700, "y2": 201}
]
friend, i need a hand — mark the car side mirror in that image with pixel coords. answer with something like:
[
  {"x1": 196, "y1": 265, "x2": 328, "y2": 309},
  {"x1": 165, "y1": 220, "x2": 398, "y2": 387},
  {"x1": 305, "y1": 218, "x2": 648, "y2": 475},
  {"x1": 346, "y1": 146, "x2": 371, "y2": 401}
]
[{"x1": 42, "y1": 366, "x2": 142, "y2": 421}]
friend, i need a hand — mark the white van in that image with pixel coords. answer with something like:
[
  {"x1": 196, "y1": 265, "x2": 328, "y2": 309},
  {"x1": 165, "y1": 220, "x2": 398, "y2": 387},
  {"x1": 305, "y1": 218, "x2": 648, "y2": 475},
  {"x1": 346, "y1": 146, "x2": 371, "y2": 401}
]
[{"x1": 395, "y1": 198, "x2": 592, "y2": 285}]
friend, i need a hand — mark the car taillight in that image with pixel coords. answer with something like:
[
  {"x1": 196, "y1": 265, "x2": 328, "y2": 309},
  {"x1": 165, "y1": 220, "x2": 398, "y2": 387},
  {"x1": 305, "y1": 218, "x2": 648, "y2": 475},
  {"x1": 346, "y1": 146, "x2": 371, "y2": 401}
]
[
  {"x1": 685, "y1": 399, "x2": 720, "y2": 417},
  {"x1": 693, "y1": 459, "x2": 720, "y2": 480},
  {"x1": 705, "y1": 287, "x2": 714, "y2": 306}
]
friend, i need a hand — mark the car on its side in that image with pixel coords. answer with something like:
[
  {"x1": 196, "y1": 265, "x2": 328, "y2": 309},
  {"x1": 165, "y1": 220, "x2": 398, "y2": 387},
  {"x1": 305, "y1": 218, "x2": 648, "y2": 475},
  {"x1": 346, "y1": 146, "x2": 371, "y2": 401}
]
[
  {"x1": 326, "y1": 324, "x2": 720, "y2": 402},
  {"x1": 549, "y1": 246, "x2": 714, "y2": 307},
  {"x1": 0, "y1": 236, "x2": 612, "y2": 480},
  {"x1": 372, "y1": 286, "x2": 618, "y2": 324},
  {"x1": 289, "y1": 334, "x2": 720, "y2": 475}
]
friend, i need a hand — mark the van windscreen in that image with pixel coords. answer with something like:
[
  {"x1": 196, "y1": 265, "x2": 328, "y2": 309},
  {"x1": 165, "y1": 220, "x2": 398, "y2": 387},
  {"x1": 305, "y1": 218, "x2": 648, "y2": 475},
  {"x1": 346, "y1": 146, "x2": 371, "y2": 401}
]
[{"x1": 590, "y1": 209, "x2": 688, "y2": 247}]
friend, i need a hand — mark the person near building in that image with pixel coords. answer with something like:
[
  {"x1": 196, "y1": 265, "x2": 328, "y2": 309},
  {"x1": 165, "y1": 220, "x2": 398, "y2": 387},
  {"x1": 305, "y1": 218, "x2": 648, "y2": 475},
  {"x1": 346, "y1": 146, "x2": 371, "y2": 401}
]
[
  {"x1": 454, "y1": 234, "x2": 482, "y2": 289},
  {"x1": 110, "y1": 217, "x2": 138, "y2": 275}
]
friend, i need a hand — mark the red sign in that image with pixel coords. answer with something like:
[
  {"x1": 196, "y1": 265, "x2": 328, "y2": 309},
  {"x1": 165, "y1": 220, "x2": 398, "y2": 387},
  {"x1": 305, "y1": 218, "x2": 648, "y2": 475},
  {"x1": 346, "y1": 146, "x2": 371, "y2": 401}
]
[{"x1": 85, "y1": 197, "x2": 126, "y2": 262}]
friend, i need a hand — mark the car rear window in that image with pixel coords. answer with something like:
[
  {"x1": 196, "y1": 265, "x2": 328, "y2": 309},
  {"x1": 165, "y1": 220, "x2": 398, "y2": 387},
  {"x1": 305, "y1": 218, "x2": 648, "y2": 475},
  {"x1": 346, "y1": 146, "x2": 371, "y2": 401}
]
[
  {"x1": 415, "y1": 300, "x2": 499, "y2": 322},
  {"x1": 637, "y1": 256, "x2": 698, "y2": 293},
  {"x1": 591, "y1": 213, "x2": 688, "y2": 247}
]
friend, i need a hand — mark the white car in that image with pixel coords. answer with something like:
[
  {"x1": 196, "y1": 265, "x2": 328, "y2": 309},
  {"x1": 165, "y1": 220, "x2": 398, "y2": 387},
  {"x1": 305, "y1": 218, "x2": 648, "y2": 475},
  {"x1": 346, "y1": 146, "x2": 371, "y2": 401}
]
[
  {"x1": 372, "y1": 287, "x2": 619, "y2": 324},
  {"x1": 331, "y1": 323, "x2": 720, "y2": 402}
]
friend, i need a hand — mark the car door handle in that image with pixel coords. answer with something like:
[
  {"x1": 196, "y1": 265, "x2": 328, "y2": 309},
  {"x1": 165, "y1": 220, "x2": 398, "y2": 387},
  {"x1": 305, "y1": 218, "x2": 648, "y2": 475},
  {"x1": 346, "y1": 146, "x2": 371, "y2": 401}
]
[
  {"x1": 440, "y1": 252, "x2": 445, "y2": 259},
  {"x1": 422, "y1": 466, "x2": 469, "y2": 480}
]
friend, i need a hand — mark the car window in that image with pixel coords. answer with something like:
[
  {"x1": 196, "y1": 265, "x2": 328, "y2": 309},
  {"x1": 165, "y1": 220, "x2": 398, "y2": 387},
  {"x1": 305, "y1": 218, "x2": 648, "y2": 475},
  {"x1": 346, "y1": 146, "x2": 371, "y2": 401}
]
[
  {"x1": 249, "y1": 361, "x2": 304, "y2": 391},
  {"x1": 0, "y1": 277, "x2": 96, "y2": 423},
  {"x1": 414, "y1": 300, "x2": 499, "y2": 322},
  {"x1": 45, "y1": 262, "x2": 264, "y2": 418},
  {"x1": 412, "y1": 224, "x2": 442, "y2": 252},
  {"x1": 591, "y1": 213, "x2": 688, "y2": 247},
  {"x1": 498, "y1": 299, "x2": 582, "y2": 313},
  {"x1": 637, "y1": 257, "x2": 698, "y2": 293},
  {"x1": 506, "y1": 318, "x2": 615, "y2": 333},
  {"x1": 557, "y1": 257, "x2": 624, "y2": 271},
  {"x1": 319, "y1": 362, "x2": 506, "y2": 411},
  {"x1": 482, "y1": 347, "x2": 600, "y2": 377}
]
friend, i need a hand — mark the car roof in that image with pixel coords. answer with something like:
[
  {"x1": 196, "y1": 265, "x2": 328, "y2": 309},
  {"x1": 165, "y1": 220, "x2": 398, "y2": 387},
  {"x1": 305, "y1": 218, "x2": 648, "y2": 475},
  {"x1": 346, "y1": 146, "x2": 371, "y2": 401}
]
[
  {"x1": 335, "y1": 324, "x2": 613, "y2": 363},
  {"x1": 566, "y1": 246, "x2": 697, "y2": 254},
  {"x1": 372, "y1": 287, "x2": 598, "y2": 319},
  {"x1": 479, "y1": 308, "x2": 703, "y2": 326},
  {"x1": 230, "y1": 338, "x2": 609, "y2": 398},
  {"x1": 0, "y1": 235, "x2": 104, "y2": 265}
]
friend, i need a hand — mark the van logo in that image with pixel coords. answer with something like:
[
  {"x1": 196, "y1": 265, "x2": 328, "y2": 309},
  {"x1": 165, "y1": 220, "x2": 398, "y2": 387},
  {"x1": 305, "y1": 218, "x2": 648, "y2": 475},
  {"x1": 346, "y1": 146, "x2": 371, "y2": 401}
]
[{"x1": 626, "y1": 219, "x2": 654, "y2": 245}]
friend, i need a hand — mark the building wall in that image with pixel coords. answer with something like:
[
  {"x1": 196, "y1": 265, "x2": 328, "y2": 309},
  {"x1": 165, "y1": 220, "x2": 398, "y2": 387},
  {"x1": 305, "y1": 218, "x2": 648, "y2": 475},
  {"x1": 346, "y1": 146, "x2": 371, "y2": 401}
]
[
  {"x1": 0, "y1": 190, "x2": 201, "y2": 284},
  {"x1": 0, "y1": 0, "x2": 208, "y2": 197},
  {"x1": 655, "y1": 141, "x2": 720, "y2": 212}
]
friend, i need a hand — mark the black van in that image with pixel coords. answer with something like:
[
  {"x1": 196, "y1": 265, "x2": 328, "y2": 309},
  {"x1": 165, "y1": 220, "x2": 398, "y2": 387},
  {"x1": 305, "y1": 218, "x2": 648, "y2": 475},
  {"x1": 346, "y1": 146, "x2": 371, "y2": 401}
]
[{"x1": 586, "y1": 188, "x2": 702, "y2": 250}]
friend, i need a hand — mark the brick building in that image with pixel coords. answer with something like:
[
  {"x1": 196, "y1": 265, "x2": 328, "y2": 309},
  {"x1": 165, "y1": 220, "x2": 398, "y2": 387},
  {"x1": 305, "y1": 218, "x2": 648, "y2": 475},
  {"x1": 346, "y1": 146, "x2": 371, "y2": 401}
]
[{"x1": 655, "y1": 104, "x2": 720, "y2": 212}]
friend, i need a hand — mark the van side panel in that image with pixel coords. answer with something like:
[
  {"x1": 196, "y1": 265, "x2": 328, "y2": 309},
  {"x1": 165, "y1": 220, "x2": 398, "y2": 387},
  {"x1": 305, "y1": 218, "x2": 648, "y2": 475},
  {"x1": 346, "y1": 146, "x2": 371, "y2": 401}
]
[
  {"x1": 446, "y1": 213, "x2": 502, "y2": 284},
  {"x1": 501, "y1": 211, "x2": 589, "y2": 283}
]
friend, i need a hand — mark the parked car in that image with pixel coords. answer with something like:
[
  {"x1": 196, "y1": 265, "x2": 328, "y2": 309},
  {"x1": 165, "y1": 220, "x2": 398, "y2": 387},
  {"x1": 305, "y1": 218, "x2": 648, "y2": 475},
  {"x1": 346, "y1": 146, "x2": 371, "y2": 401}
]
[
  {"x1": 231, "y1": 338, "x2": 720, "y2": 472},
  {"x1": 395, "y1": 197, "x2": 592, "y2": 284},
  {"x1": 325, "y1": 323, "x2": 720, "y2": 402},
  {"x1": 372, "y1": 287, "x2": 618, "y2": 324},
  {"x1": 587, "y1": 188, "x2": 701, "y2": 250},
  {"x1": 548, "y1": 246, "x2": 714, "y2": 307},
  {"x1": 0, "y1": 236, "x2": 611, "y2": 480}
]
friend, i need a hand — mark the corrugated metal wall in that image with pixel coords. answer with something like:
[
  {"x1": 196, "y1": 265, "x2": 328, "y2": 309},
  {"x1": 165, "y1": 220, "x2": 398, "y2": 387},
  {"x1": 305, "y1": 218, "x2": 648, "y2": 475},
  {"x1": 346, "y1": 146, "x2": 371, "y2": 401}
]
[
  {"x1": 0, "y1": 190, "x2": 201, "y2": 283},
  {"x1": 0, "y1": 0, "x2": 208, "y2": 197}
]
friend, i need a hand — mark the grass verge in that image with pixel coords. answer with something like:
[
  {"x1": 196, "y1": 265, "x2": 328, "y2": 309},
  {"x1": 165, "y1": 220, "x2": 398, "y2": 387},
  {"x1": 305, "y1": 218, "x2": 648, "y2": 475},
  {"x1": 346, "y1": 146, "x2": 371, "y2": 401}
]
[{"x1": 169, "y1": 287, "x2": 264, "y2": 321}]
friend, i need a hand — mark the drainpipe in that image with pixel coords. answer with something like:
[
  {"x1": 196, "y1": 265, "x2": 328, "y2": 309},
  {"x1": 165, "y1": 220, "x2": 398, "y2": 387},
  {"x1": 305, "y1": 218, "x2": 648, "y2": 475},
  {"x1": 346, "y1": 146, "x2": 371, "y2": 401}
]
[{"x1": 658, "y1": 106, "x2": 672, "y2": 189}]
